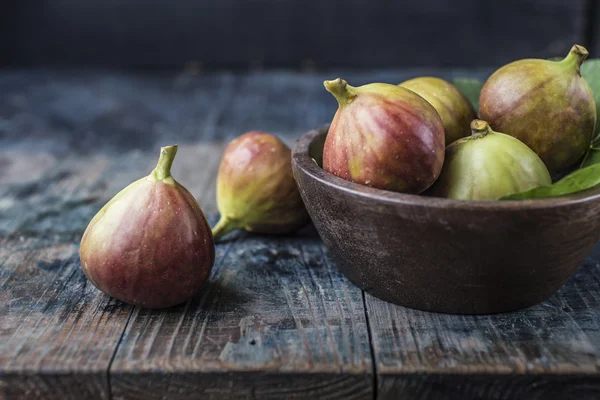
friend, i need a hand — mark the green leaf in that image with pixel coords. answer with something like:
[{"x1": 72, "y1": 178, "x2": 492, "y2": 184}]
[
  {"x1": 581, "y1": 59, "x2": 600, "y2": 140},
  {"x1": 501, "y1": 163, "x2": 600, "y2": 200},
  {"x1": 578, "y1": 59, "x2": 600, "y2": 167},
  {"x1": 452, "y1": 78, "x2": 484, "y2": 113},
  {"x1": 580, "y1": 146, "x2": 600, "y2": 168}
]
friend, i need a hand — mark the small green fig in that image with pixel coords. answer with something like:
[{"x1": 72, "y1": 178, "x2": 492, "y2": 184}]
[
  {"x1": 479, "y1": 44, "x2": 597, "y2": 174},
  {"x1": 80, "y1": 145, "x2": 215, "y2": 309},
  {"x1": 322, "y1": 78, "x2": 445, "y2": 194},
  {"x1": 427, "y1": 120, "x2": 552, "y2": 200},
  {"x1": 399, "y1": 76, "x2": 476, "y2": 144},
  {"x1": 212, "y1": 131, "x2": 310, "y2": 241}
]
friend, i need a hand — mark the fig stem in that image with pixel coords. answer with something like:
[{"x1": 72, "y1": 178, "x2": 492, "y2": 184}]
[
  {"x1": 151, "y1": 145, "x2": 178, "y2": 181},
  {"x1": 561, "y1": 44, "x2": 589, "y2": 74},
  {"x1": 212, "y1": 216, "x2": 239, "y2": 241},
  {"x1": 470, "y1": 119, "x2": 491, "y2": 136},
  {"x1": 323, "y1": 78, "x2": 357, "y2": 105}
]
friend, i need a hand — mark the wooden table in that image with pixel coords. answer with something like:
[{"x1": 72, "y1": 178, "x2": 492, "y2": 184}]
[{"x1": 2, "y1": 69, "x2": 600, "y2": 400}]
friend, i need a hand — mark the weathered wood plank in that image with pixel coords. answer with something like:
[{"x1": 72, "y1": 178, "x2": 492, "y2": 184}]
[
  {"x1": 367, "y1": 253, "x2": 600, "y2": 399},
  {"x1": 0, "y1": 237, "x2": 132, "y2": 400},
  {"x1": 1, "y1": 372, "x2": 111, "y2": 400},
  {"x1": 172, "y1": 142, "x2": 226, "y2": 215},
  {"x1": 378, "y1": 374, "x2": 600, "y2": 400},
  {"x1": 98, "y1": 72, "x2": 374, "y2": 398},
  {"x1": 0, "y1": 150, "x2": 139, "y2": 399},
  {"x1": 113, "y1": 372, "x2": 370, "y2": 400},
  {"x1": 0, "y1": 139, "x2": 225, "y2": 399},
  {"x1": 109, "y1": 234, "x2": 373, "y2": 399},
  {"x1": 0, "y1": 70, "x2": 239, "y2": 155},
  {"x1": 0, "y1": 69, "x2": 496, "y2": 159}
]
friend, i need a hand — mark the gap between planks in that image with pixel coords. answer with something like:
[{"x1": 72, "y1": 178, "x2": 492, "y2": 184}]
[
  {"x1": 102, "y1": 142, "x2": 231, "y2": 397},
  {"x1": 362, "y1": 290, "x2": 378, "y2": 400}
]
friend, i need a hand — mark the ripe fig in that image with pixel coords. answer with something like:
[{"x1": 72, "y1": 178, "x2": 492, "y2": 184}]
[
  {"x1": 322, "y1": 78, "x2": 445, "y2": 194},
  {"x1": 399, "y1": 76, "x2": 476, "y2": 144},
  {"x1": 212, "y1": 131, "x2": 310, "y2": 241},
  {"x1": 427, "y1": 120, "x2": 551, "y2": 200},
  {"x1": 479, "y1": 44, "x2": 597, "y2": 174},
  {"x1": 80, "y1": 145, "x2": 215, "y2": 309}
]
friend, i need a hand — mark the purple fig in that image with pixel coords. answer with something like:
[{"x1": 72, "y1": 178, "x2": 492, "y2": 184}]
[
  {"x1": 479, "y1": 44, "x2": 597, "y2": 174},
  {"x1": 212, "y1": 131, "x2": 310, "y2": 241},
  {"x1": 399, "y1": 76, "x2": 476, "y2": 144},
  {"x1": 80, "y1": 145, "x2": 215, "y2": 309},
  {"x1": 322, "y1": 78, "x2": 445, "y2": 194}
]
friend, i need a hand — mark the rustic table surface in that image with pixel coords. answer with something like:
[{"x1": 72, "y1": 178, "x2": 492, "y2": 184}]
[{"x1": 2, "y1": 68, "x2": 600, "y2": 400}]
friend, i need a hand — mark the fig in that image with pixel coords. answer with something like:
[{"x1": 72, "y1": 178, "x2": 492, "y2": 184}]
[
  {"x1": 212, "y1": 131, "x2": 310, "y2": 240},
  {"x1": 80, "y1": 145, "x2": 215, "y2": 309},
  {"x1": 399, "y1": 76, "x2": 476, "y2": 144},
  {"x1": 428, "y1": 120, "x2": 552, "y2": 200},
  {"x1": 479, "y1": 44, "x2": 597, "y2": 174},
  {"x1": 322, "y1": 78, "x2": 445, "y2": 194}
]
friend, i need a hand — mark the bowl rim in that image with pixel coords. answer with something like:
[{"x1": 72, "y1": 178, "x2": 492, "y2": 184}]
[{"x1": 291, "y1": 125, "x2": 600, "y2": 211}]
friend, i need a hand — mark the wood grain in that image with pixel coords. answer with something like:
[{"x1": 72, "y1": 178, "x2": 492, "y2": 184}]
[
  {"x1": 0, "y1": 149, "x2": 141, "y2": 399},
  {"x1": 366, "y1": 256, "x2": 600, "y2": 399},
  {"x1": 0, "y1": 129, "x2": 227, "y2": 399},
  {"x1": 378, "y1": 374, "x2": 600, "y2": 400},
  {"x1": 109, "y1": 234, "x2": 373, "y2": 399},
  {"x1": 0, "y1": 69, "x2": 495, "y2": 159},
  {"x1": 0, "y1": 235, "x2": 132, "y2": 400}
]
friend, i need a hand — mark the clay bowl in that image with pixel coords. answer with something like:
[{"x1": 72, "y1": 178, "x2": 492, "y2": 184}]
[{"x1": 291, "y1": 125, "x2": 600, "y2": 314}]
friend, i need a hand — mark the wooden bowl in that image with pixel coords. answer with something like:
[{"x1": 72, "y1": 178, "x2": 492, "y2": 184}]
[{"x1": 291, "y1": 126, "x2": 600, "y2": 314}]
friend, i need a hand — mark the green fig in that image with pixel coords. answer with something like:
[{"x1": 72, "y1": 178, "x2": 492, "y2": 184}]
[
  {"x1": 479, "y1": 44, "x2": 597, "y2": 174},
  {"x1": 80, "y1": 145, "x2": 215, "y2": 309},
  {"x1": 399, "y1": 76, "x2": 476, "y2": 144},
  {"x1": 428, "y1": 120, "x2": 552, "y2": 200},
  {"x1": 322, "y1": 78, "x2": 445, "y2": 194},
  {"x1": 212, "y1": 131, "x2": 310, "y2": 241}
]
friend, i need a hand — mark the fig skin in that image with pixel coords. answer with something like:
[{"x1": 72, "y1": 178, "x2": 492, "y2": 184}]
[
  {"x1": 80, "y1": 145, "x2": 215, "y2": 309},
  {"x1": 479, "y1": 44, "x2": 597, "y2": 174},
  {"x1": 212, "y1": 131, "x2": 310, "y2": 241},
  {"x1": 427, "y1": 120, "x2": 552, "y2": 201},
  {"x1": 322, "y1": 78, "x2": 445, "y2": 194},
  {"x1": 399, "y1": 76, "x2": 476, "y2": 144}
]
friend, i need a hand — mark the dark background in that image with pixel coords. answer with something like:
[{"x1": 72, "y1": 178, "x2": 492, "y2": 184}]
[
  {"x1": 2, "y1": 0, "x2": 600, "y2": 158},
  {"x1": 2, "y1": 0, "x2": 599, "y2": 70}
]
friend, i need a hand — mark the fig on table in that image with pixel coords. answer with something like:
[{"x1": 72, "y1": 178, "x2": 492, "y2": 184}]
[{"x1": 80, "y1": 145, "x2": 215, "y2": 309}]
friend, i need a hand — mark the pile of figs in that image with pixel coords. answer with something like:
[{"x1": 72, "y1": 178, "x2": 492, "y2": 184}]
[
  {"x1": 79, "y1": 43, "x2": 600, "y2": 309},
  {"x1": 323, "y1": 44, "x2": 598, "y2": 201}
]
